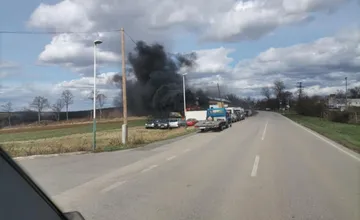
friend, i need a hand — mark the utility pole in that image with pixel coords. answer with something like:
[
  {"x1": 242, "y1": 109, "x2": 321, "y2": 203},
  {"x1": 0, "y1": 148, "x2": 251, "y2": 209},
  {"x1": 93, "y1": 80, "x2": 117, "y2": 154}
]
[
  {"x1": 182, "y1": 73, "x2": 188, "y2": 119},
  {"x1": 345, "y1": 77, "x2": 348, "y2": 109},
  {"x1": 217, "y1": 83, "x2": 221, "y2": 98},
  {"x1": 121, "y1": 28, "x2": 128, "y2": 145},
  {"x1": 296, "y1": 82, "x2": 303, "y2": 113},
  {"x1": 297, "y1": 82, "x2": 303, "y2": 100}
]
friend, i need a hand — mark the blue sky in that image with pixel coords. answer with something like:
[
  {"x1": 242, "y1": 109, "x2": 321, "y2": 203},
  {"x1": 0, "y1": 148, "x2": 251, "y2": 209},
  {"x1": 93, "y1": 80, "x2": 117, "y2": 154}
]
[{"x1": 1, "y1": 0, "x2": 360, "y2": 111}]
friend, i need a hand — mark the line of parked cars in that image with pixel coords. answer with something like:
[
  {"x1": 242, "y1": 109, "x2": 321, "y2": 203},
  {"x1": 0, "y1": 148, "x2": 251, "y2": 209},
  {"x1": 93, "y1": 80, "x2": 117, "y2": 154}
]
[
  {"x1": 145, "y1": 118, "x2": 200, "y2": 129},
  {"x1": 145, "y1": 118, "x2": 198, "y2": 129},
  {"x1": 226, "y1": 107, "x2": 246, "y2": 123}
]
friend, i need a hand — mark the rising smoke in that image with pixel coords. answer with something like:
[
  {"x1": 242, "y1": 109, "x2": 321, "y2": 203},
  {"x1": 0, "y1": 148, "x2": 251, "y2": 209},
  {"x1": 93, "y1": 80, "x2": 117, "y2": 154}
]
[{"x1": 113, "y1": 41, "x2": 206, "y2": 116}]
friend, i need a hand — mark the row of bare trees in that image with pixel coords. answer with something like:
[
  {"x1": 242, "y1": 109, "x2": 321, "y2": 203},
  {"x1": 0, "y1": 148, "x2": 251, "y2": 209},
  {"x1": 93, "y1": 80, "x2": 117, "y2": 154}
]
[
  {"x1": 260, "y1": 80, "x2": 292, "y2": 109},
  {"x1": 261, "y1": 81, "x2": 360, "y2": 108},
  {"x1": 258, "y1": 80, "x2": 360, "y2": 121},
  {"x1": 1, "y1": 89, "x2": 107, "y2": 126},
  {"x1": 27, "y1": 89, "x2": 75, "y2": 123},
  {"x1": 87, "y1": 89, "x2": 107, "y2": 119},
  {"x1": 1, "y1": 102, "x2": 13, "y2": 126}
]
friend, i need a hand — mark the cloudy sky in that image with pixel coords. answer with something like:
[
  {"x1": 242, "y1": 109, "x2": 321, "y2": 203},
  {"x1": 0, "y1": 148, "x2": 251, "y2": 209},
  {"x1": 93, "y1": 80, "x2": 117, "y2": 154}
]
[{"x1": 1, "y1": 0, "x2": 360, "y2": 111}]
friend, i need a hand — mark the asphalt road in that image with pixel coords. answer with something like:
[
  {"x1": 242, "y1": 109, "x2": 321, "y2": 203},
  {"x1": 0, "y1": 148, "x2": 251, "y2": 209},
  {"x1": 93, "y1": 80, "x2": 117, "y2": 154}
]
[{"x1": 19, "y1": 111, "x2": 360, "y2": 220}]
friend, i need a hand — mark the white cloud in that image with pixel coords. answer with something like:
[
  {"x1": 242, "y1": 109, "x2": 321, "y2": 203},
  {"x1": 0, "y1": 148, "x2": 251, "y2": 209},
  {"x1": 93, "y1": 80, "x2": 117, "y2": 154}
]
[
  {"x1": 189, "y1": 28, "x2": 360, "y2": 97},
  {"x1": 0, "y1": 61, "x2": 17, "y2": 69},
  {"x1": 28, "y1": 1, "x2": 93, "y2": 32},
  {"x1": 28, "y1": 0, "x2": 351, "y2": 70},
  {"x1": 0, "y1": 61, "x2": 19, "y2": 79},
  {"x1": 37, "y1": 33, "x2": 120, "y2": 73},
  {"x1": 3, "y1": 27, "x2": 360, "y2": 109},
  {"x1": 232, "y1": 27, "x2": 360, "y2": 83},
  {"x1": 0, "y1": 72, "x2": 120, "y2": 111},
  {"x1": 193, "y1": 47, "x2": 234, "y2": 73}
]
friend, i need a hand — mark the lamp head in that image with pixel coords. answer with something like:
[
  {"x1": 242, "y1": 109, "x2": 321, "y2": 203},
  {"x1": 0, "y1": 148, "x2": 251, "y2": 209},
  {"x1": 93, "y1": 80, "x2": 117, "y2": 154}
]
[{"x1": 94, "y1": 40, "x2": 102, "y2": 45}]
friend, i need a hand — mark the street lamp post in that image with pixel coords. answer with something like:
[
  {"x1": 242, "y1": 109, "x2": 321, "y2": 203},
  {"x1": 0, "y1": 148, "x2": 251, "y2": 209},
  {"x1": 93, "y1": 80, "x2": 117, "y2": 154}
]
[
  {"x1": 182, "y1": 73, "x2": 187, "y2": 121},
  {"x1": 93, "y1": 40, "x2": 102, "y2": 151}
]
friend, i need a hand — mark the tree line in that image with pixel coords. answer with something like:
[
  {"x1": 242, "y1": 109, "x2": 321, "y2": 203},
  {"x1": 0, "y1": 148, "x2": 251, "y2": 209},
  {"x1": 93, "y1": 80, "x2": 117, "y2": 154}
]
[
  {"x1": 0, "y1": 89, "x2": 108, "y2": 127},
  {"x1": 257, "y1": 80, "x2": 360, "y2": 123}
]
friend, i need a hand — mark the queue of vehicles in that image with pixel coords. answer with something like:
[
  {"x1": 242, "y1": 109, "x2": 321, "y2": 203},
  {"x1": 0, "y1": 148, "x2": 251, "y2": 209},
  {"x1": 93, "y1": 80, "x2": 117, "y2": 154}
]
[
  {"x1": 194, "y1": 107, "x2": 232, "y2": 132},
  {"x1": 145, "y1": 104, "x2": 253, "y2": 132},
  {"x1": 145, "y1": 118, "x2": 196, "y2": 129},
  {"x1": 184, "y1": 103, "x2": 252, "y2": 132}
]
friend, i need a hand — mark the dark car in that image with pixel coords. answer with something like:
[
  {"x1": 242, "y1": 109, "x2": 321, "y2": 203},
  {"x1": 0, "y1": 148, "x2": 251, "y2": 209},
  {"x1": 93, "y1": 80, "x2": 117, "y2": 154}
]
[
  {"x1": 145, "y1": 119, "x2": 157, "y2": 129},
  {"x1": 156, "y1": 119, "x2": 169, "y2": 129}
]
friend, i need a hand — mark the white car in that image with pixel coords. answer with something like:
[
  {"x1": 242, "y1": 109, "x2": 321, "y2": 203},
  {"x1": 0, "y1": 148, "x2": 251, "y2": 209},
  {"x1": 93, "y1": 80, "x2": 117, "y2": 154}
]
[{"x1": 168, "y1": 119, "x2": 180, "y2": 128}]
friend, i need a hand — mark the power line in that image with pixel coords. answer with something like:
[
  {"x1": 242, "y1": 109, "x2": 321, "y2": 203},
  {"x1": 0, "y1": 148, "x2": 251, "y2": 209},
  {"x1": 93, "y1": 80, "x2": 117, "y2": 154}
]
[
  {"x1": 123, "y1": 30, "x2": 137, "y2": 45},
  {"x1": 0, "y1": 29, "x2": 121, "y2": 35}
]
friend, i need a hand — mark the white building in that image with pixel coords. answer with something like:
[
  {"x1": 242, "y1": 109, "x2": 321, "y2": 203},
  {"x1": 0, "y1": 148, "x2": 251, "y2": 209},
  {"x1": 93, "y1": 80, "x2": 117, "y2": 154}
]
[{"x1": 328, "y1": 94, "x2": 360, "y2": 110}]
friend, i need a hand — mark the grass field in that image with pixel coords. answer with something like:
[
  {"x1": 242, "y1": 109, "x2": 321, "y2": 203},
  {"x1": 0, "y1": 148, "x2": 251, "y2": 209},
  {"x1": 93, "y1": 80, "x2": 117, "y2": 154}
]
[
  {"x1": 2, "y1": 126, "x2": 195, "y2": 157},
  {"x1": 0, "y1": 119, "x2": 147, "y2": 142},
  {"x1": 0, "y1": 117, "x2": 196, "y2": 157},
  {"x1": 285, "y1": 114, "x2": 360, "y2": 153}
]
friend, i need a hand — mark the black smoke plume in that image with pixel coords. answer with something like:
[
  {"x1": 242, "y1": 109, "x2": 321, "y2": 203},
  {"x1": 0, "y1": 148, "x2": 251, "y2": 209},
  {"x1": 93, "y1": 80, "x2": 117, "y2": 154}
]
[{"x1": 113, "y1": 41, "x2": 205, "y2": 116}]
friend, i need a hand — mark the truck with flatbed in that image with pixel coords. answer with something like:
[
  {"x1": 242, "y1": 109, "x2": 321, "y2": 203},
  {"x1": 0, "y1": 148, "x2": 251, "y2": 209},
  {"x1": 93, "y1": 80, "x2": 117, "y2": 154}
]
[{"x1": 194, "y1": 107, "x2": 232, "y2": 132}]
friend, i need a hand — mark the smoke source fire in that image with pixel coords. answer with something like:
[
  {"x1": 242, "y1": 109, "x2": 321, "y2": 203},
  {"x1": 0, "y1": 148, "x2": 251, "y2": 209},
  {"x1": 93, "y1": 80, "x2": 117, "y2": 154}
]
[{"x1": 113, "y1": 41, "x2": 198, "y2": 116}]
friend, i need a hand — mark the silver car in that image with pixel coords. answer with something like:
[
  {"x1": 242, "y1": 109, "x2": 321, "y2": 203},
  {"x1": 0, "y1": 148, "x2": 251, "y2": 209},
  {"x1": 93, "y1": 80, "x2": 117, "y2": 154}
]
[{"x1": 168, "y1": 119, "x2": 180, "y2": 128}]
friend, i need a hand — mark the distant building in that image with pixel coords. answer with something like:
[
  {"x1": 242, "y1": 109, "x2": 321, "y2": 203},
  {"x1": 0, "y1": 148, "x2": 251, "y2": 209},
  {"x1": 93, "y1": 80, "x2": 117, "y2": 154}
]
[
  {"x1": 207, "y1": 97, "x2": 231, "y2": 105},
  {"x1": 348, "y1": 99, "x2": 360, "y2": 107},
  {"x1": 327, "y1": 94, "x2": 360, "y2": 110}
]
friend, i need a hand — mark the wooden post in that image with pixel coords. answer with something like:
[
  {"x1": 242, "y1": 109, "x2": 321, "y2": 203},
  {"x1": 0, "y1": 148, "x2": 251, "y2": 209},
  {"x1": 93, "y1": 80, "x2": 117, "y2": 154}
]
[{"x1": 121, "y1": 28, "x2": 128, "y2": 144}]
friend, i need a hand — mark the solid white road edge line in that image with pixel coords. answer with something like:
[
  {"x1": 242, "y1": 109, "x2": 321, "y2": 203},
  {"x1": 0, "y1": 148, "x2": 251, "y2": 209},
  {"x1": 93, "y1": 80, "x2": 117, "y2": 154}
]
[
  {"x1": 251, "y1": 155, "x2": 260, "y2": 177},
  {"x1": 283, "y1": 115, "x2": 360, "y2": 162},
  {"x1": 141, "y1": 164, "x2": 158, "y2": 173},
  {"x1": 101, "y1": 180, "x2": 126, "y2": 193},
  {"x1": 166, "y1": 155, "x2": 177, "y2": 161},
  {"x1": 261, "y1": 121, "x2": 268, "y2": 141}
]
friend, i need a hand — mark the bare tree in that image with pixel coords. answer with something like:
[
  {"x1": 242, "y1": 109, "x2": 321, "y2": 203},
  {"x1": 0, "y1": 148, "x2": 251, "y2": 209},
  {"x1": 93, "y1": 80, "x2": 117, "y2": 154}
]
[
  {"x1": 246, "y1": 96, "x2": 255, "y2": 108},
  {"x1": 335, "y1": 90, "x2": 347, "y2": 105},
  {"x1": 272, "y1": 80, "x2": 286, "y2": 99},
  {"x1": 260, "y1": 87, "x2": 271, "y2": 100},
  {"x1": 272, "y1": 80, "x2": 286, "y2": 109},
  {"x1": 1, "y1": 101, "x2": 13, "y2": 126},
  {"x1": 349, "y1": 87, "x2": 360, "y2": 98},
  {"x1": 61, "y1": 90, "x2": 74, "y2": 121},
  {"x1": 97, "y1": 93, "x2": 107, "y2": 119},
  {"x1": 51, "y1": 99, "x2": 65, "y2": 121},
  {"x1": 88, "y1": 90, "x2": 107, "y2": 119},
  {"x1": 87, "y1": 89, "x2": 100, "y2": 101},
  {"x1": 87, "y1": 89, "x2": 101, "y2": 119},
  {"x1": 30, "y1": 96, "x2": 50, "y2": 123}
]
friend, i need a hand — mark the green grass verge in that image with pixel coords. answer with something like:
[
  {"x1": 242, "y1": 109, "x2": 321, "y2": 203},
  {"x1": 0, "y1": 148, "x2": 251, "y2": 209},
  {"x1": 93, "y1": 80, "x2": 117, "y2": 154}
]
[
  {"x1": 101, "y1": 128, "x2": 197, "y2": 152},
  {"x1": 0, "y1": 119, "x2": 146, "y2": 142},
  {"x1": 285, "y1": 114, "x2": 360, "y2": 153}
]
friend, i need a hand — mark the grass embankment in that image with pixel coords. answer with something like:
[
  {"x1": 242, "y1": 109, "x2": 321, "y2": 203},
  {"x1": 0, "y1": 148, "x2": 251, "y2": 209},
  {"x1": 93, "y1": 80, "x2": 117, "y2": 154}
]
[
  {"x1": 1, "y1": 126, "x2": 195, "y2": 157},
  {"x1": 0, "y1": 119, "x2": 147, "y2": 142},
  {"x1": 0, "y1": 118, "x2": 196, "y2": 157},
  {"x1": 285, "y1": 114, "x2": 360, "y2": 153}
]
